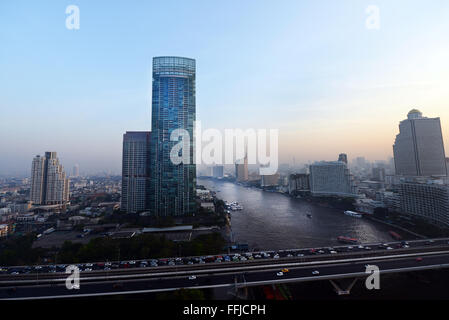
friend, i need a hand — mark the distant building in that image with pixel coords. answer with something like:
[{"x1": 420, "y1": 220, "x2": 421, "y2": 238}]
[
  {"x1": 338, "y1": 153, "x2": 348, "y2": 164},
  {"x1": 288, "y1": 174, "x2": 310, "y2": 195},
  {"x1": 30, "y1": 152, "x2": 70, "y2": 205},
  {"x1": 261, "y1": 173, "x2": 280, "y2": 187},
  {"x1": 235, "y1": 154, "x2": 248, "y2": 182},
  {"x1": 396, "y1": 178, "x2": 449, "y2": 227},
  {"x1": 212, "y1": 165, "x2": 224, "y2": 178},
  {"x1": 309, "y1": 161, "x2": 355, "y2": 197},
  {"x1": 372, "y1": 167, "x2": 386, "y2": 182},
  {"x1": 121, "y1": 131, "x2": 151, "y2": 213},
  {"x1": 393, "y1": 109, "x2": 447, "y2": 177},
  {"x1": 72, "y1": 164, "x2": 80, "y2": 177}
]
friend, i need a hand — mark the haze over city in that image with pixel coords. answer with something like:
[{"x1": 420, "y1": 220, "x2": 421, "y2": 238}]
[{"x1": 1, "y1": 0, "x2": 449, "y2": 176}]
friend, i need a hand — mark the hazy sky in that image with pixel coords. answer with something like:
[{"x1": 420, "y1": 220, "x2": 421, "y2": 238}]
[{"x1": 1, "y1": 0, "x2": 449, "y2": 176}]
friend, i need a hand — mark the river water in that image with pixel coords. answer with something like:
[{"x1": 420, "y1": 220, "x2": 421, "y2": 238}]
[{"x1": 198, "y1": 178, "x2": 398, "y2": 251}]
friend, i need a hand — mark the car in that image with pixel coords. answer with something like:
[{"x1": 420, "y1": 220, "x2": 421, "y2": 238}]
[
  {"x1": 386, "y1": 247, "x2": 393, "y2": 250},
  {"x1": 104, "y1": 267, "x2": 111, "y2": 271},
  {"x1": 312, "y1": 270, "x2": 320, "y2": 275},
  {"x1": 276, "y1": 272, "x2": 284, "y2": 276},
  {"x1": 287, "y1": 254, "x2": 293, "y2": 258},
  {"x1": 297, "y1": 253, "x2": 304, "y2": 257},
  {"x1": 84, "y1": 268, "x2": 92, "y2": 272},
  {"x1": 364, "y1": 247, "x2": 372, "y2": 250},
  {"x1": 416, "y1": 257, "x2": 423, "y2": 262},
  {"x1": 273, "y1": 254, "x2": 280, "y2": 259},
  {"x1": 402, "y1": 245, "x2": 410, "y2": 248},
  {"x1": 330, "y1": 250, "x2": 337, "y2": 254},
  {"x1": 281, "y1": 268, "x2": 289, "y2": 273},
  {"x1": 188, "y1": 275, "x2": 197, "y2": 280}
]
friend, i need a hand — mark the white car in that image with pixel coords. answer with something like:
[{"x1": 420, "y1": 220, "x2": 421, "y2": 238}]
[
  {"x1": 330, "y1": 250, "x2": 337, "y2": 254},
  {"x1": 273, "y1": 255, "x2": 280, "y2": 259},
  {"x1": 386, "y1": 247, "x2": 394, "y2": 250},
  {"x1": 188, "y1": 275, "x2": 197, "y2": 280},
  {"x1": 312, "y1": 270, "x2": 320, "y2": 275},
  {"x1": 276, "y1": 272, "x2": 284, "y2": 276}
]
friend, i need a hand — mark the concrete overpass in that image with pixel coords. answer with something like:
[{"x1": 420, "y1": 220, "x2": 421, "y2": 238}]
[{"x1": 2, "y1": 238, "x2": 449, "y2": 299}]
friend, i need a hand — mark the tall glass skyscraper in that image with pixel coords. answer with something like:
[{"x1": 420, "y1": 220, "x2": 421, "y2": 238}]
[{"x1": 150, "y1": 57, "x2": 196, "y2": 216}]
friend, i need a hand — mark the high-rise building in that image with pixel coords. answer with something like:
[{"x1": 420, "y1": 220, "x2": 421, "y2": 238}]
[
  {"x1": 149, "y1": 57, "x2": 196, "y2": 216},
  {"x1": 309, "y1": 161, "x2": 355, "y2": 197},
  {"x1": 393, "y1": 109, "x2": 447, "y2": 177},
  {"x1": 72, "y1": 164, "x2": 79, "y2": 177},
  {"x1": 235, "y1": 154, "x2": 248, "y2": 182},
  {"x1": 30, "y1": 152, "x2": 69, "y2": 205},
  {"x1": 121, "y1": 131, "x2": 151, "y2": 213},
  {"x1": 396, "y1": 178, "x2": 449, "y2": 227},
  {"x1": 338, "y1": 153, "x2": 348, "y2": 164},
  {"x1": 372, "y1": 167, "x2": 386, "y2": 182}
]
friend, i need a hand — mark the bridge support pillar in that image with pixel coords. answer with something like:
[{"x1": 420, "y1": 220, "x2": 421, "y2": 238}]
[
  {"x1": 227, "y1": 275, "x2": 248, "y2": 300},
  {"x1": 329, "y1": 278, "x2": 358, "y2": 295}
]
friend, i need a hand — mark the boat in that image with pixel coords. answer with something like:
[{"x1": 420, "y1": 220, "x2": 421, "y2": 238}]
[
  {"x1": 344, "y1": 210, "x2": 363, "y2": 218},
  {"x1": 389, "y1": 231, "x2": 402, "y2": 240},
  {"x1": 337, "y1": 236, "x2": 359, "y2": 244},
  {"x1": 226, "y1": 201, "x2": 243, "y2": 211}
]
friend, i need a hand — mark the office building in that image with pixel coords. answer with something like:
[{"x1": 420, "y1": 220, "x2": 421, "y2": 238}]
[
  {"x1": 288, "y1": 173, "x2": 310, "y2": 195},
  {"x1": 396, "y1": 178, "x2": 449, "y2": 227},
  {"x1": 393, "y1": 109, "x2": 447, "y2": 176},
  {"x1": 149, "y1": 57, "x2": 196, "y2": 216},
  {"x1": 261, "y1": 173, "x2": 280, "y2": 187},
  {"x1": 338, "y1": 153, "x2": 348, "y2": 164},
  {"x1": 372, "y1": 167, "x2": 386, "y2": 182},
  {"x1": 235, "y1": 154, "x2": 249, "y2": 182},
  {"x1": 309, "y1": 161, "x2": 354, "y2": 197},
  {"x1": 121, "y1": 131, "x2": 151, "y2": 213},
  {"x1": 30, "y1": 152, "x2": 69, "y2": 205}
]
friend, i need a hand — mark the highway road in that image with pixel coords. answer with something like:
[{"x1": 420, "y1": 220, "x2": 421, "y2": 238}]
[{"x1": 2, "y1": 243, "x2": 449, "y2": 299}]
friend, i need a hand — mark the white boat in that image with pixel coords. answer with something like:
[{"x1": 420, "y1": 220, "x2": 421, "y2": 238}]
[{"x1": 344, "y1": 210, "x2": 363, "y2": 218}]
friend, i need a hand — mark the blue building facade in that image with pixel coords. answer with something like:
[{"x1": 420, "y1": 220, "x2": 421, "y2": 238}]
[{"x1": 150, "y1": 57, "x2": 196, "y2": 216}]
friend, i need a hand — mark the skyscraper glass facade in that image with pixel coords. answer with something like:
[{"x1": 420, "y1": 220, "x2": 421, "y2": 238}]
[{"x1": 150, "y1": 57, "x2": 196, "y2": 216}]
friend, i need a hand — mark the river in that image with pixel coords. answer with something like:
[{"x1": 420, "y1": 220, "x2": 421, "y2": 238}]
[{"x1": 198, "y1": 178, "x2": 402, "y2": 251}]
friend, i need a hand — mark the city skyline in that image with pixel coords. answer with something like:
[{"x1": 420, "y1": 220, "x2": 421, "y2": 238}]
[{"x1": 2, "y1": 1, "x2": 449, "y2": 175}]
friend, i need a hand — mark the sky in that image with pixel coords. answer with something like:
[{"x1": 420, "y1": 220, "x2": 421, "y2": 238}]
[{"x1": 1, "y1": 0, "x2": 449, "y2": 176}]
